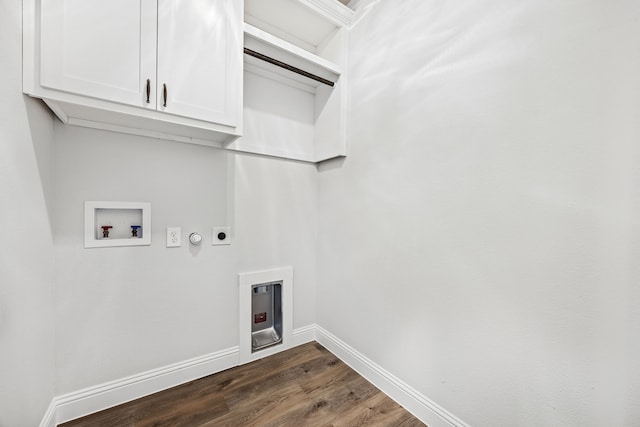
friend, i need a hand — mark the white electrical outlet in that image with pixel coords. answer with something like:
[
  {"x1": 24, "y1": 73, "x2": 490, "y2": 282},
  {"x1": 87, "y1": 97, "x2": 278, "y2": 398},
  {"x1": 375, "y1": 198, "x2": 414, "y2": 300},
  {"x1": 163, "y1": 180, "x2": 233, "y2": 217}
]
[
  {"x1": 212, "y1": 226, "x2": 231, "y2": 245},
  {"x1": 166, "y1": 227, "x2": 181, "y2": 247}
]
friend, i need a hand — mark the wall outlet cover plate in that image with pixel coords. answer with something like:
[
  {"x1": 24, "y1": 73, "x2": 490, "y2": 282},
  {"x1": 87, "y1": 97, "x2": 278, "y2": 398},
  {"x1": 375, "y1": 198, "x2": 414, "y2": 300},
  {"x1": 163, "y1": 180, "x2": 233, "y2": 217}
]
[
  {"x1": 212, "y1": 226, "x2": 231, "y2": 245},
  {"x1": 166, "y1": 227, "x2": 181, "y2": 247}
]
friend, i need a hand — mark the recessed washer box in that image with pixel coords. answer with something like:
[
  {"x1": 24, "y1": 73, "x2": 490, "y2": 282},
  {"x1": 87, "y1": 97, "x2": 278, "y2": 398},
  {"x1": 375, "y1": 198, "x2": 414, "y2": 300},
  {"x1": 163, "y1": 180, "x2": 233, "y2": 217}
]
[
  {"x1": 238, "y1": 267, "x2": 293, "y2": 364},
  {"x1": 84, "y1": 201, "x2": 151, "y2": 248},
  {"x1": 251, "y1": 281, "x2": 283, "y2": 353}
]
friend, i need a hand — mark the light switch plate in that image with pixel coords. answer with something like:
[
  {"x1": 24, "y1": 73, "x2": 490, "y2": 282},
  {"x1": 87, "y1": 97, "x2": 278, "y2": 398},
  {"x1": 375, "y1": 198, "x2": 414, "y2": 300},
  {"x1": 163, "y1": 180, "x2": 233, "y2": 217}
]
[{"x1": 212, "y1": 226, "x2": 231, "y2": 245}]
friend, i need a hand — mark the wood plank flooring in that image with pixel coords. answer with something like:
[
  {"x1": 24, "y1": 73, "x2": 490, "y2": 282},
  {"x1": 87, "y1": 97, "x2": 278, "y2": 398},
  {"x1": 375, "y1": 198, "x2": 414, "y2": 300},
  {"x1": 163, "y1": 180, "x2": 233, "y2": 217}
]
[{"x1": 60, "y1": 342, "x2": 426, "y2": 426}]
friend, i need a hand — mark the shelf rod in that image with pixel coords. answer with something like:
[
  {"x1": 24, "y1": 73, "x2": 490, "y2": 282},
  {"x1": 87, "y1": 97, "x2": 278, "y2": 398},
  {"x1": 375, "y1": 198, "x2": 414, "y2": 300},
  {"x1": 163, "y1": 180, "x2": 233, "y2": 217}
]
[{"x1": 243, "y1": 48, "x2": 335, "y2": 87}]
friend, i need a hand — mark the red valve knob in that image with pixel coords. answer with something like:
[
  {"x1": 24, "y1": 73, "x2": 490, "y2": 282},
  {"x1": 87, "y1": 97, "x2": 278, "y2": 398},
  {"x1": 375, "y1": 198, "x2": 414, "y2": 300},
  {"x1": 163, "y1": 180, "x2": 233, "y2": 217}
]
[{"x1": 101, "y1": 226, "x2": 113, "y2": 238}]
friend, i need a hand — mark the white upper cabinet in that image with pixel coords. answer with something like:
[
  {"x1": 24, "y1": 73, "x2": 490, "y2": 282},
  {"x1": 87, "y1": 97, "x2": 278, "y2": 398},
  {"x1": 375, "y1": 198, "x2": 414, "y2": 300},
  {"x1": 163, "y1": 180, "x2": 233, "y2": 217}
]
[
  {"x1": 156, "y1": 0, "x2": 239, "y2": 126},
  {"x1": 24, "y1": 0, "x2": 242, "y2": 146},
  {"x1": 40, "y1": 0, "x2": 157, "y2": 109},
  {"x1": 25, "y1": 0, "x2": 353, "y2": 161}
]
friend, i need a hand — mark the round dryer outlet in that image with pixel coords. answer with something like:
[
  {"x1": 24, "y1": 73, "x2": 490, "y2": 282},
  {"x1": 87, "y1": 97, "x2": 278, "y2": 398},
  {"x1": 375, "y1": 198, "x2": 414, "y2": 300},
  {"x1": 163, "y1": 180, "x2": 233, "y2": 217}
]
[{"x1": 212, "y1": 227, "x2": 231, "y2": 245}]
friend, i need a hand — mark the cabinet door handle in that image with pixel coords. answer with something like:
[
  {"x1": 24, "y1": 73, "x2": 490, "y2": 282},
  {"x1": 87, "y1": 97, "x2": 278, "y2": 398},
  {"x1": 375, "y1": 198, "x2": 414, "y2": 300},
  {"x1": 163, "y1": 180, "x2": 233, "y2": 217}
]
[
  {"x1": 146, "y1": 79, "x2": 151, "y2": 104},
  {"x1": 163, "y1": 83, "x2": 167, "y2": 107}
]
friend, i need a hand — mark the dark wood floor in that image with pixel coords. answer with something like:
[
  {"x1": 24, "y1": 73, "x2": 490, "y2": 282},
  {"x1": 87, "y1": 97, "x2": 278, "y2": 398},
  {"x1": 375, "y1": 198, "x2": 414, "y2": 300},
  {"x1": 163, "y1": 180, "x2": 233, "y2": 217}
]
[{"x1": 60, "y1": 342, "x2": 425, "y2": 426}]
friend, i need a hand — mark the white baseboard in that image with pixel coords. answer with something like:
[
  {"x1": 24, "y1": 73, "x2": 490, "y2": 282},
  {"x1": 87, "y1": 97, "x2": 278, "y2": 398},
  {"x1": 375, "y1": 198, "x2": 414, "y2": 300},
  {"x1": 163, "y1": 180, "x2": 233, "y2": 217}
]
[
  {"x1": 292, "y1": 324, "x2": 316, "y2": 346},
  {"x1": 315, "y1": 325, "x2": 469, "y2": 427},
  {"x1": 41, "y1": 324, "x2": 464, "y2": 427},
  {"x1": 50, "y1": 346, "x2": 239, "y2": 426},
  {"x1": 38, "y1": 401, "x2": 56, "y2": 427}
]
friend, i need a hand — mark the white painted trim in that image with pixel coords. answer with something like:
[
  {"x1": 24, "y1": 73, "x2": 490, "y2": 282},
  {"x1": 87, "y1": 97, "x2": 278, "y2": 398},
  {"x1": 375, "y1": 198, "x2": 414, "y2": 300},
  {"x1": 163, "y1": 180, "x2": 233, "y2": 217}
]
[
  {"x1": 42, "y1": 99, "x2": 69, "y2": 123},
  {"x1": 53, "y1": 346, "x2": 239, "y2": 425},
  {"x1": 315, "y1": 325, "x2": 470, "y2": 427},
  {"x1": 67, "y1": 117, "x2": 229, "y2": 149},
  {"x1": 292, "y1": 324, "x2": 317, "y2": 346},
  {"x1": 297, "y1": 0, "x2": 355, "y2": 27},
  {"x1": 39, "y1": 324, "x2": 464, "y2": 427},
  {"x1": 38, "y1": 401, "x2": 56, "y2": 427}
]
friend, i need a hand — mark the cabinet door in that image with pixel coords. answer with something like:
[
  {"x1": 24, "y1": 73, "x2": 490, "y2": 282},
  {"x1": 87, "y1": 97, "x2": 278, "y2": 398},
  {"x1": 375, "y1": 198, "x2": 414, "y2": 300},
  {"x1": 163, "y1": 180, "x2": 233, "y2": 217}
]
[
  {"x1": 157, "y1": 0, "x2": 241, "y2": 126},
  {"x1": 40, "y1": 0, "x2": 157, "y2": 108}
]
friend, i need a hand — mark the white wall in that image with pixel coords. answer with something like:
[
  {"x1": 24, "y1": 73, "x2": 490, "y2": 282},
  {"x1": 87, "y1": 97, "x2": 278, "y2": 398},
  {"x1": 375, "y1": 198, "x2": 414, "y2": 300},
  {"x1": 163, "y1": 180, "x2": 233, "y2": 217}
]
[
  {"x1": 317, "y1": 0, "x2": 640, "y2": 425},
  {"x1": 7, "y1": 0, "x2": 318, "y2": 407},
  {"x1": 234, "y1": 154, "x2": 318, "y2": 330},
  {"x1": 52, "y1": 125, "x2": 318, "y2": 394},
  {"x1": 8, "y1": 0, "x2": 640, "y2": 424},
  {"x1": 0, "y1": 1, "x2": 56, "y2": 426},
  {"x1": 53, "y1": 125, "x2": 235, "y2": 392}
]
